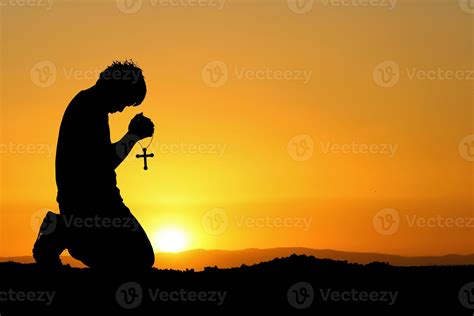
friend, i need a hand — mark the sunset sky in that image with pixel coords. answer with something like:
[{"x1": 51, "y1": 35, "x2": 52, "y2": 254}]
[{"x1": 0, "y1": 0, "x2": 472, "y2": 259}]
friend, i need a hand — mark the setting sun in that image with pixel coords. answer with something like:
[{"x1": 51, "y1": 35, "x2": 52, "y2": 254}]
[{"x1": 153, "y1": 228, "x2": 189, "y2": 253}]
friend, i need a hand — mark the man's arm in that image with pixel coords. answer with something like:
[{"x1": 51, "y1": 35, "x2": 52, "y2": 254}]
[
  {"x1": 110, "y1": 113, "x2": 154, "y2": 169},
  {"x1": 111, "y1": 132, "x2": 138, "y2": 169}
]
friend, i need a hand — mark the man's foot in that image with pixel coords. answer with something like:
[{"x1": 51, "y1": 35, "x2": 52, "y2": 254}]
[{"x1": 33, "y1": 211, "x2": 65, "y2": 268}]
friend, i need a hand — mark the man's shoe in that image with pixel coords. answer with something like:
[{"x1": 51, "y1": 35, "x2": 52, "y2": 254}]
[{"x1": 32, "y1": 211, "x2": 65, "y2": 268}]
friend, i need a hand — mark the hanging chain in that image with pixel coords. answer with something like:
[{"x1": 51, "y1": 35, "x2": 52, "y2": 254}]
[{"x1": 136, "y1": 135, "x2": 154, "y2": 150}]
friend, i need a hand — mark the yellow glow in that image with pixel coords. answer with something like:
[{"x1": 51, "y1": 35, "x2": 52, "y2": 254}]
[{"x1": 153, "y1": 228, "x2": 189, "y2": 253}]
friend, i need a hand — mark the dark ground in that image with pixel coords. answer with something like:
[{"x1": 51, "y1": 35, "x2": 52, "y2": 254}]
[{"x1": 0, "y1": 255, "x2": 473, "y2": 315}]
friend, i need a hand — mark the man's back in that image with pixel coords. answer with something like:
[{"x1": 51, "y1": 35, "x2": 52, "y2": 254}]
[{"x1": 55, "y1": 88, "x2": 122, "y2": 214}]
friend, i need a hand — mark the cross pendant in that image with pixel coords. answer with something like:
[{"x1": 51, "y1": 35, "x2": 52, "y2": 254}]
[{"x1": 136, "y1": 148, "x2": 154, "y2": 170}]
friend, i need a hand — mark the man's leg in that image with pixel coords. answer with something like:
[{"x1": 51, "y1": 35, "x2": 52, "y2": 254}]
[
  {"x1": 107, "y1": 215, "x2": 155, "y2": 270},
  {"x1": 67, "y1": 209, "x2": 155, "y2": 270}
]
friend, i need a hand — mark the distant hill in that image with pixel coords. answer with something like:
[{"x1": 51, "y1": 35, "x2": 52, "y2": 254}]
[
  {"x1": 155, "y1": 248, "x2": 474, "y2": 270},
  {"x1": 2, "y1": 247, "x2": 474, "y2": 270}
]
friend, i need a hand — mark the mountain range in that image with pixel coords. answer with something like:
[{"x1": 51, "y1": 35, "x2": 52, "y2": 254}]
[{"x1": 2, "y1": 247, "x2": 473, "y2": 270}]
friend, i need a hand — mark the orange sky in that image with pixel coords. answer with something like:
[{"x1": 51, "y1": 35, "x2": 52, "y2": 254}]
[{"x1": 0, "y1": 0, "x2": 473, "y2": 257}]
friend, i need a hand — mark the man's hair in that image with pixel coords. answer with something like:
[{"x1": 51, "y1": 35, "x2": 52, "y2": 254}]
[{"x1": 97, "y1": 60, "x2": 146, "y2": 106}]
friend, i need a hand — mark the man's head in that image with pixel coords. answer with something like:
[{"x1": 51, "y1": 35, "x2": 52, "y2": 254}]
[{"x1": 96, "y1": 60, "x2": 146, "y2": 113}]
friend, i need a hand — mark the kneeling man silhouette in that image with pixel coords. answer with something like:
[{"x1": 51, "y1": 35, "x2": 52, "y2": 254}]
[{"x1": 33, "y1": 60, "x2": 155, "y2": 270}]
